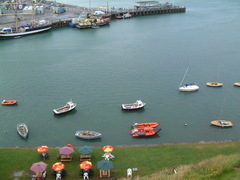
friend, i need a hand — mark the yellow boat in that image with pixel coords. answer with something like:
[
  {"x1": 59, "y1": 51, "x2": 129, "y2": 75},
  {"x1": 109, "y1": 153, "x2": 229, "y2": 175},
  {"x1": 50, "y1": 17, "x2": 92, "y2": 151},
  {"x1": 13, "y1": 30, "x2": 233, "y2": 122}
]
[
  {"x1": 234, "y1": 82, "x2": 240, "y2": 86},
  {"x1": 211, "y1": 120, "x2": 233, "y2": 127},
  {"x1": 206, "y1": 82, "x2": 223, "y2": 87}
]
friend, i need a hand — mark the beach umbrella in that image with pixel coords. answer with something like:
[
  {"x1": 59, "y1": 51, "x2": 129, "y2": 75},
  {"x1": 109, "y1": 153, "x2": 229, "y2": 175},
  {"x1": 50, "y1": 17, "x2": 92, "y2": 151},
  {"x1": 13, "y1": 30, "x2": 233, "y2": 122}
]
[
  {"x1": 37, "y1": 146, "x2": 49, "y2": 153},
  {"x1": 78, "y1": 145, "x2": 93, "y2": 155},
  {"x1": 59, "y1": 146, "x2": 74, "y2": 155},
  {"x1": 97, "y1": 160, "x2": 114, "y2": 171},
  {"x1": 102, "y1": 145, "x2": 114, "y2": 153},
  {"x1": 52, "y1": 162, "x2": 65, "y2": 171},
  {"x1": 30, "y1": 161, "x2": 48, "y2": 173},
  {"x1": 80, "y1": 161, "x2": 93, "y2": 170}
]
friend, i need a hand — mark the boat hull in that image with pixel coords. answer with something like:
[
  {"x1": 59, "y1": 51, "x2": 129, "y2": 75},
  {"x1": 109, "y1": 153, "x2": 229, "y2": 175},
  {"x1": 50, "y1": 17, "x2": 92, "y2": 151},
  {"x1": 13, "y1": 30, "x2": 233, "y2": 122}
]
[
  {"x1": 206, "y1": 82, "x2": 223, "y2": 87},
  {"x1": 234, "y1": 82, "x2": 240, "y2": 86},
  {"x1": 76, "y1": 19, "x2": 110, "y2": 29},
  {"x1": 17, "y1": 123, "x2": 28, "y2": 138},
  {"x1": 121, "y1": 100, "x2": 146, "y2": 110},
  {"x1": 130, "y1": 128, "x2": 161, "y2": 137},
  {"x1": 132, "y1": 122, "x2": 160, "y2": 128},
  {"x1": 1, "y1": 100, "x2": 18, "y2": 105},
  {"x1": 75, "y1": 130, "x2": 102, "y2": 139},
  {"x1": 211, "y1": 120, "x2": 233, "y2": 127},
  {"x1": 0, "y1": 26, "x2": 51, "y2": 40},
  {"x1": 53, "y1": 101, "x2": 77, "y2": 115},
  {"x1": 179, "y1": 85, "x2": 199, "y2": 92}
]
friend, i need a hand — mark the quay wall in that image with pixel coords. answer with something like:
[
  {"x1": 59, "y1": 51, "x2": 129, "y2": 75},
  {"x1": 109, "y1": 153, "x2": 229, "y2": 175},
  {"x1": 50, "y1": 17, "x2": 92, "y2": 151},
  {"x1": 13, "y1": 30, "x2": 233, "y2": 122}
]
[{"x1": 51, "y1": 6, "x2": 186, "y2": 29}]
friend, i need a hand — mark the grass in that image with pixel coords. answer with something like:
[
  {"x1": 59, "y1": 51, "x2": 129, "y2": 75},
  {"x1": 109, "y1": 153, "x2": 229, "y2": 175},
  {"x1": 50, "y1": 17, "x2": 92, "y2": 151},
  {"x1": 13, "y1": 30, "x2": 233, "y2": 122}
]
[{"x1": 1, "y1": 141, "x2": 240, "y2": 179}]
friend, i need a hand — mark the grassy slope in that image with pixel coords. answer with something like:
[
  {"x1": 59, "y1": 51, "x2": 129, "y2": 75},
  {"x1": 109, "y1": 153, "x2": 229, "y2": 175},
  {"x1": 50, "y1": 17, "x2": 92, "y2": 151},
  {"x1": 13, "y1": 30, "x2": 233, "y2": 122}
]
[{"x1": 1, "y1": 141, "x2": 240, "y2": 179}]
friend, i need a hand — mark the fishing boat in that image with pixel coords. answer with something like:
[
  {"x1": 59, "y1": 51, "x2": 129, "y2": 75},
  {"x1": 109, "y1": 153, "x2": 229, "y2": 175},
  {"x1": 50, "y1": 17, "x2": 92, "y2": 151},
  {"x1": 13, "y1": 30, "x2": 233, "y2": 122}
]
[
  {"x1": 234, "y1": 82, "x2": 240, "y2": 86},
  {"x1": 211, "y1": 120, "x2": 233, "y2": 127},
  {"x1": 132, "y1": 122, "x2": 160, "y2": 128},
  {"x1": 53, "y1": 100, "x2": 77, "y2": 115},
  {"x1": 130, "y1": 127, "x2": 161, "y2": 137},
  {"x1": 206, "y1": 82, "x2": 223, "y2": 87},
  {"x1": 121, "y1": 100, "x2": 146, "y2": 110},
  {"x1": 179, "y1": 66, "x2": 199, "y2": 92},
  {"x1": 75, "y1": 130, "x2": 102, "y2": 139},
  {"x1": 0, "y1": 1, "x2": 51, "y2": 40},
  {"x1": 1, "y1": 100, "x2": 18, "y2": 105},
  {"x1": 17, "y1": 123, "x2": 28, "y2": 138}
]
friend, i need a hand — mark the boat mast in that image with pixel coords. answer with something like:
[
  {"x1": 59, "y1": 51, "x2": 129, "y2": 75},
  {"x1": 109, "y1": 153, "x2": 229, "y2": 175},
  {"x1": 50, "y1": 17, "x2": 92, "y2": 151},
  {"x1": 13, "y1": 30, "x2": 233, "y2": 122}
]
[{"x1": 179, "y1": 66, "x2": 189, "y2": 88}]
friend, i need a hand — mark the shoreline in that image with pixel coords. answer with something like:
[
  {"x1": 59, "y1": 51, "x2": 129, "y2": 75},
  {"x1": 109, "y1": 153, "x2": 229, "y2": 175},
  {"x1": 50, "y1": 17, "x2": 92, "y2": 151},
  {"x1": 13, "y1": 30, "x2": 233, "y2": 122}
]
[{"x1": 0, "y1": 139, "x2": 236, "y2": 149}]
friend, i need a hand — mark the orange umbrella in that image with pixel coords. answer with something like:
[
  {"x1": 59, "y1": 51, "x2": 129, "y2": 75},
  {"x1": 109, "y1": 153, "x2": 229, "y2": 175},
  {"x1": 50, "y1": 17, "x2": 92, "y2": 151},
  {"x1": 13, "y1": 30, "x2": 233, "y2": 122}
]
[
  {"x1": 80, "y1": 161, "x2": 93, "y2": 170},
  {"x1": 37, "y1": 146, "x2": 49, "y2": 153},
  {"x1": 102, "y1": 145, "x2": 114, "y2": 153},
  {"x1": 52, "y1": 162, "x2": 65, "y2": 171}
]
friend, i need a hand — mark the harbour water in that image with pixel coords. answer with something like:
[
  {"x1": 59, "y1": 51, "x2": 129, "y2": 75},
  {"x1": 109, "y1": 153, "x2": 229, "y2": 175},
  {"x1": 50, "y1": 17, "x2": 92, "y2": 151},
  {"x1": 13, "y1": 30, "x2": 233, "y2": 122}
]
[{"x1": 1, "y1": 0, "x2": 240, "y2": 147}]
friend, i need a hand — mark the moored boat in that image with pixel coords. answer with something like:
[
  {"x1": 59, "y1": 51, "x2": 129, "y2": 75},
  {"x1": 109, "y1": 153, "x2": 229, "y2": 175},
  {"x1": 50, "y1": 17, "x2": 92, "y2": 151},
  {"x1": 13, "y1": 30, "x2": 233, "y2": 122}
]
[
  {"x1": 17, "y1": 123, "x2": 28, "y2": 138},
  {"x1": 53, "y1": 100, "x2": 77, "y2": 115},
  {"x1": 75, "y1": 130, "x2": 102, "y2": 139},
  {"x1": 1, "y1": 100, "x2": 18, "y2": 105},
  {"x1": 76, "y1": 17, "x2": 110, "y2": 29},
  {"x1": 206, "y1": 82, "x2": 223, "y2": 87},
  {"x1": 121, "y1": 100, "x2": 146, "y2": 110},
  {"x1": 234, "y1": 82, "x2": 240, "y2": 86},
  {"x1": 130, "y1": 127, "x2": 161, "y2": 137},
  {"x1": 179, "y1": 83, "x2": 199, "y2": 92},
  {"x1": 211, "y1": 120, "x2": 233, "y2": 127},
  {"x1": 132, "y1": 122, "x2": 160, "y2": 128}
]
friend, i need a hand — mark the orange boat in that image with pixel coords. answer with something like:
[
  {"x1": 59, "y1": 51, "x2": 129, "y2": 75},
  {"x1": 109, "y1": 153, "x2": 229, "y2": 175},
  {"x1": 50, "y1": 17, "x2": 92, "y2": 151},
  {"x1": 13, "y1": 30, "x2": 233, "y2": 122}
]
[
  {"x1": 132, "y1": 122, "x2": 160, "y2": 128},
  {"x1": 1, "y1": 100, "x2": 18, "y2": 105},
  {"x1": 130, "y1": 127, "x2": 161, "y2": 137}
]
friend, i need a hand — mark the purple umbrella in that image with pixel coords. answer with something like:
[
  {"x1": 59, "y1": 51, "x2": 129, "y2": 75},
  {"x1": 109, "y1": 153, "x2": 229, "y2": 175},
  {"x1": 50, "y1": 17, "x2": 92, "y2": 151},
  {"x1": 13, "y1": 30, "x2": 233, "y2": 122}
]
[
  {"x1": 30, "y1": 161, "x2": 48, "y2": 173},
  {"x1": 59, "y1": 146, "x2": 74, "y2": 155}
]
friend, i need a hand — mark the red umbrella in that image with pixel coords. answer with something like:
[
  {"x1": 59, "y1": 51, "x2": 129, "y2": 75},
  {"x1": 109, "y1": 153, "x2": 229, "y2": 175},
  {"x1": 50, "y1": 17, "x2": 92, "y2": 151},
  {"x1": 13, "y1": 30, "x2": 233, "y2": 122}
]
[
  {"x1": 80, "y1": 161, "x2": 93, "y2": 170},
  {"x1": 30, "y1": 162, "x2": 48, "y2": 173},
  {"x1": 102, "y1": 145, "x2": 114, "y2": 153},
  {"x1": 52, "y1": 162, "x2": 65, "y2": 171},
  {"x1": 37, "y1": 146, "x2": 49, "y2": 153},
  {"x1": 59, "y1": 146, "x2": 74, "y2": 155}
]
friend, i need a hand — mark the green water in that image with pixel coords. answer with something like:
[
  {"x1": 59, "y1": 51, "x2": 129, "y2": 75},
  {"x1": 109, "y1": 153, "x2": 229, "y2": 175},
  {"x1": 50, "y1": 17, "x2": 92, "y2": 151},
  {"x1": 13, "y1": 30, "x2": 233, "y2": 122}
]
[{"x1": 1, "y1": 0, "x2": 240, "y2": 147}]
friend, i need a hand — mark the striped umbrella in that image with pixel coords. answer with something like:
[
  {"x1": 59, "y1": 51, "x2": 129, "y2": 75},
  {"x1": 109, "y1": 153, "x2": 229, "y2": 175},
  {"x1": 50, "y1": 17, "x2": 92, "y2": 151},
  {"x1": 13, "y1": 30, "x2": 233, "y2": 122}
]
[
  {"x1": 80, "y1": 161, "x2": 93, "y2": 170},
  {"x1": 102, "y1": 145, "x2": 114, "y2": 153},
  {"x1": 37, "y1": 146, "x2": 49, "y2": 153},
  {"x1": 52, "y1": 162, "x2": 65, "y2": 171}
]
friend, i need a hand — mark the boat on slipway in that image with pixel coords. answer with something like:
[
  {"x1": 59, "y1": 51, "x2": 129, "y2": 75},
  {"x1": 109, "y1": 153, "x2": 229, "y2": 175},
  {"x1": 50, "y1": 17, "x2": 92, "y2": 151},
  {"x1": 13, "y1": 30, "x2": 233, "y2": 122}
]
[
  {"x1": 132, "y1": 122, "x2": 160, "y2": 128},
  {"x1": 121, "y1": 100, "x2": 146, "y2": 110},
  {"x1": 17, "y1": 123, "x2": 28, "y2": 138},
  {"x1": 53, "y1": 100, "x2": 77, "y2": 115},
  {"x1": 211, "y1": 120, "x2": 233, "y2": 127},
  {"x1": 130, "y1": 127, "x2": 161, "y2": 137},
  {"x1": 1, "y1": 100, "x2": 18, "y2": 105},
  {"x1": 75, "y1": 130, "x2": 102, "y2": 139},
  {"x1": 206, "y1": 82, "x2": 223, "y2": 87}
]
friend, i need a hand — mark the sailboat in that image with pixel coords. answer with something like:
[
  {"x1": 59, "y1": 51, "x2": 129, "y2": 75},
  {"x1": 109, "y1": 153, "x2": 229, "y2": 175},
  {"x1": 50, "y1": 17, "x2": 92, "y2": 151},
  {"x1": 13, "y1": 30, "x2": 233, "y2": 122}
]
[
  {"x1": 0, "y1": 0, "x2": 51, "y2": 39},
  {"x1": 179, "y1": 66, "x2": 199, "y2": 92},
  {"x1": 206, "y1": 64, "x2": 223, "y2": 87}
]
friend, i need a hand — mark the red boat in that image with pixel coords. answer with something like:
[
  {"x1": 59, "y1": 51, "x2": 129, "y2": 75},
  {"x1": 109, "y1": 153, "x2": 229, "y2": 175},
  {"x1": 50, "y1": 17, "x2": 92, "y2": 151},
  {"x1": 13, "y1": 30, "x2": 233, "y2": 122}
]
[
  {"x1": 130, "y1": 127, "x2": 161, "y2": 137},
  {"x1": 132, "y1": 122, "x2": 160, "y2": 128},
  {"x1": 1, "y1": 100, "x2": 18, "y2": 105}
]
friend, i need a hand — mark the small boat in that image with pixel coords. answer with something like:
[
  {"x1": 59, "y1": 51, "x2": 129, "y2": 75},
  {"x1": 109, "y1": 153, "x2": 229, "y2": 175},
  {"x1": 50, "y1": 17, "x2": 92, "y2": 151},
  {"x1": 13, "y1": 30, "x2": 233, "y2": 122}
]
[
  {"x1": 76, "y1": 17, "x2": 110, "y2": 29},
  {"x1": 53, "y1": 100, "x2": 77, "y2": 115},
  {"x1": 130, "y1": 127, "x2": 161, "y2": 137},
  {"x1": 179, "y1": 82, "x2": 199, "y2": 92},
  {"x1": 234, "y1": 82, "x2": 240, "y2": 86},
  {"x1": 121, "y1": 100, "x2": 146, "y2": 110},
  {"x1": 206, "y1": 82, "x2": 223, "y2": 87},
  {"x1": 75, "y1": 130, "x2": 102, "y2": 139},
  {"x1": 1, "y1": 100, "x2": 18, "y2": 105},
  {"x1": 17, "y1": 123, "x2": 28, "y2": 138},
  {"x1": 211, "y1": 120, "x2": 233, "y2": 127},
  {"x1": 132, "y1": 122, "x2": 160, "y2": 128}
]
